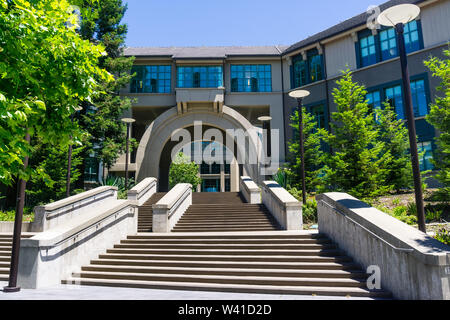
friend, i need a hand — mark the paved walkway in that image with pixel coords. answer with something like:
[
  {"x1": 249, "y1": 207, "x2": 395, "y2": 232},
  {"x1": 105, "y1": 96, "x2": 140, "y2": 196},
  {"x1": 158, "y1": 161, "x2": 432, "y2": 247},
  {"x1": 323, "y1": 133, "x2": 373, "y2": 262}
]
[{"x1": 0, "y1": 281, "x2": 376, "y2": 300}]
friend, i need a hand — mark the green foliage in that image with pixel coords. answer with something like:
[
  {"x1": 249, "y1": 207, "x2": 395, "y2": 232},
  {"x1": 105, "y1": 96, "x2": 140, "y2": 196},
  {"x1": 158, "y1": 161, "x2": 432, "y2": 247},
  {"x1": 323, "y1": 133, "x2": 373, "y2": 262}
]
[
  {"x1": 426, "y1": 209, "x2": 443, "y2": 222},
  {"x1": 320, "y1": 70, "x2": 389, "y2": 198},
  {"x1": 375, "y1": 103, "x2": 413, "y2": 192},
  {"x1": 74, "y1": 0, "x2": 136, "y2": 171},
  {"x1": 100, "y1": 175, "x2": 135, "y2": 199},
  {"x1": 169, "y1": 153, "x2": 202, "y2": 191},
  {"x1": 390, "y1": 205, "x2": 418, "y2": 225},
  {"x1": 406, "y1": 202, "x2": 417, "y2": 217},
  {"x1": 287, "y1": 187, "x2": 303, "y2": 202},
  {"x1": 434, "y1": 228, "x2": 450, "y2": 245},
  {"x1": 287, "y1": 107, "x2": 325, "y2": 193},
  {"x1": 0, "y1": 209, "x2": 34, "y2": 222},
  {"x1": 425, "y1": 49, "x2": 450, "y2": 193},
  {"x1": 0, "y1": 0, "x2": 111, "y2": 186},
  {"x1": 25, "y1": 137, "x2": 85, "y2": 207},
  {"x1": 302, "y1": 199, "x2": 318, "y2": 224}
]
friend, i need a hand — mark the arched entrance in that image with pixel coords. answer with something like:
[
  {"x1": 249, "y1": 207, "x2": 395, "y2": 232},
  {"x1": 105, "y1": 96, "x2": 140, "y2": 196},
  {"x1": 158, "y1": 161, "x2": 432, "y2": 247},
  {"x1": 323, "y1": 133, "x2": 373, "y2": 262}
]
[{"x1": 135, "y1": 106, "x2": 263, "y2": 191}]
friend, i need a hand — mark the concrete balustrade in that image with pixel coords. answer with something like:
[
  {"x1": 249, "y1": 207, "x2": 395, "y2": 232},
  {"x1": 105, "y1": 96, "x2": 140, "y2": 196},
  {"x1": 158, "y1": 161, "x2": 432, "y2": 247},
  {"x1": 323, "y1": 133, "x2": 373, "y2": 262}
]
[
  {"x1": 152, "y1": 184, "x2": 192, "y2": 233},
  {"x1": 18, "y1": 199, "x2": 138, "y2": 289},
  {"x1": 317, "y1": 192, "x2": 450, "y2": 300},
  {"x1": 127, "y1": 177, "x2": 157, "y2": 206},
  {"x1": 30, "y1": 186, "x2": 118, "y2": 232},
  {"x1": 261, "y1": 181, "x2": 303, "y2": 230},
  {"x1": 239, "y1": 176, "x2": 261, "y2": 204}
]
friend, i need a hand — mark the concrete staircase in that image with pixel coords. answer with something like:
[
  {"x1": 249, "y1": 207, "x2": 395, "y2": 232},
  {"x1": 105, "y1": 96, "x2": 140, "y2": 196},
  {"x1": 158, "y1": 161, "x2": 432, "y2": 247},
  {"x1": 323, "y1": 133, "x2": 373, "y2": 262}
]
[
  {"x1": 0, "y1": 234, "x2": 33, "y2": 282},
  {"x1": 173, "y1": 193, "x2": 280, "y2": 232},
  {"x1": 63, "y1": 232, "x2": 391, "y2": 298},
  {"x1": 137, "y1": 193, "x2": 166, "y2": 233}
]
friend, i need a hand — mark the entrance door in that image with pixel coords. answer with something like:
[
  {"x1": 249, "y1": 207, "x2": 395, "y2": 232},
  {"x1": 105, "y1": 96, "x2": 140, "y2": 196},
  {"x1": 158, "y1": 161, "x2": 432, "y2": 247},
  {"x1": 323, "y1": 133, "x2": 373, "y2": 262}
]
[{"x1": 201, "y1": 178, "x2": 220, "y2": 193}]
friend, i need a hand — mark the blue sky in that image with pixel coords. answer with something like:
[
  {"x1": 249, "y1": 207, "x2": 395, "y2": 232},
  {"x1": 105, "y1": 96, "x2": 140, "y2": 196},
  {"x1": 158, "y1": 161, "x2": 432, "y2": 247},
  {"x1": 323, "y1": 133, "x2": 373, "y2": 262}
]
[{"x1": 123, "y1": 0, "x2": 387, "y2": 47}]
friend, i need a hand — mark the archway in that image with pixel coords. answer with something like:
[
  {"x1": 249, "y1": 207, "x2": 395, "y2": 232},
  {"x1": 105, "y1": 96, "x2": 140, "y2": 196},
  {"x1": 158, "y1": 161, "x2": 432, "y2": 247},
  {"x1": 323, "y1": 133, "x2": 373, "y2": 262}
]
[{"x1": 135, "y1": 106, "x2": 263, "y2": 190}]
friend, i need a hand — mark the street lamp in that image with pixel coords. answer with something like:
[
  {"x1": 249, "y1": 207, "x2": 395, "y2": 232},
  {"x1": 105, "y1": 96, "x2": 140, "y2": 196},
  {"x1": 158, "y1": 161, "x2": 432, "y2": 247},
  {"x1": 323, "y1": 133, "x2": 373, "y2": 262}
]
[
  {"x1": 378, "y1": 4, "x2": 426, "y2": 233},
  {"x1": 121, "y1": 118, "x2": 135, "y2": 190},
  {"x1": 66, "y1": 106, "x2": 83, "y2": 198},
  {"x1": 289, "y1": 90, "x2": 310, "y2": 204}
]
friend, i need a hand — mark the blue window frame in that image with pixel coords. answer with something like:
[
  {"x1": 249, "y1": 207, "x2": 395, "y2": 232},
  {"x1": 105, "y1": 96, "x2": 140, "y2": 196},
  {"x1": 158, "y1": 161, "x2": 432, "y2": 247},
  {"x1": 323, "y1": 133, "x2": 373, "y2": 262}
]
[
  {"x1": 291, "y1": 48, "x2": 324, "y2": 89},
  {"x1": 309, "y1": 104, "x2": 326, "y2": 130},
  {"x1": 177, "y1": 66, "x2": 223, "y2": 88},
  {"x1": 359, "y1": 34, "x2": 377, "y2": 67},
  {"x1": 130, "y1": 65, "x2": 171, "y2": 93},
  {"x1": 411, "y1": 79, "x2": 428, "y2": 117},
  {"x1": 380, "y1": 28, "x2": 397, "y2": 61},
  {"x1": 292, "y1": 58, "x2": 307, "y2": 88},
  {"x1": 308, "y1": 50, "x2": 323, "y2": 83},
  {"x1": 404, "y1": 20, "x2": 421, "y2": 53},
  {"x1": 385, "y1": 85, "x2": 404, "y2": 120},
  {"x1": 418, "y1": 141, "x2": 434, "y2": 171},
  {"x1": 366, "y1": 91, "x2": 382, "y2": 111},
  {"x1": 230, "y1": 65, "x2": 271, "y2": 92}
]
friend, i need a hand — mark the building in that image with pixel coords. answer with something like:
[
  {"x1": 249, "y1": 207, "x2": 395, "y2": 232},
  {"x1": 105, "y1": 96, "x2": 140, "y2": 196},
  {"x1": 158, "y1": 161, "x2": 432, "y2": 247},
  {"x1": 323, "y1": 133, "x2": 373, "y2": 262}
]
[{"x1": 104, "y1": 0, "x2": 450, "y2": 192}]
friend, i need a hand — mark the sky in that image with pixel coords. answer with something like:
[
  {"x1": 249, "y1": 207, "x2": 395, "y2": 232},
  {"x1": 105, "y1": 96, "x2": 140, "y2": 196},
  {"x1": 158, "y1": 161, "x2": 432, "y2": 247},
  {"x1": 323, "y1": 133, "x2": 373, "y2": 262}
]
[{"x1": 122, "y1": 0, "x2": 388, "y2": 48}]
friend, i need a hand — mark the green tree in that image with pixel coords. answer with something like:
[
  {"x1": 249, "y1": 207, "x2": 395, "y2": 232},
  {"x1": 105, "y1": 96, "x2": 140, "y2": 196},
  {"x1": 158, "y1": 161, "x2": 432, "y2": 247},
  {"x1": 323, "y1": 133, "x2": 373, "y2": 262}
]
[
  {"x1": 286, "y1": 108, "x2": 325, "y2": 193},
  {"x1": 74, "y1": 0, "x2": 136, "y2": 177},
  {"x1": 169, "y1": 153, "x2": 202, "y2": 191},
  {"x1": 321, "y1": 70, "x2": 389, "y2": 198},
  {"x1": 425, "y1": 49, "x2": 450, "y2": 197},
  {"x1": 0, "y1": 0, "x2": 110, "y2": 188},
  {"x1": 375, "y1": 103, "x2": 413, "y2": 192}
]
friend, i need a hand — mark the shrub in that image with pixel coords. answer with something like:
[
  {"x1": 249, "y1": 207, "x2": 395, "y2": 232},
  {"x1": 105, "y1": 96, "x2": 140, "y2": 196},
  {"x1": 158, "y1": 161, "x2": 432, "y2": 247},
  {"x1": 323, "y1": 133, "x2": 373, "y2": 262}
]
[
  {"x1": 302, "y1": 199, "x2": 318, "y2": 224},
  {"x1": 169, "y1": 153, "x2": 202, "y2": 191},
  {"x1": 434, "y1": 228, "x2": 450, "y2": 246}
]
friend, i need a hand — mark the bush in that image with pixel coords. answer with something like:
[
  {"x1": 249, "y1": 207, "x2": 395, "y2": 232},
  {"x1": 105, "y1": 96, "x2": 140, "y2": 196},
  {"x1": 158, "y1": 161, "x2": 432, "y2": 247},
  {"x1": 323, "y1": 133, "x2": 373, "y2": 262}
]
[
  {"x1": 0, "y1": 210, "x2": 34, "y2": 222},
  {"x1": 302, "y1": 200, "x2": 318, "y2": 224},
  {"x1": 434, "y1": 228, "x2": 450, "y2": 246},
  {"x1": 100, "y1": 176, "x2": 135, "y2": 200},
  {"x1": 389, "y1": 205, "x2": 418, "y2": 226},
  {"x1": 169, "y1": 153, "x2": 202, "y2": 191}
]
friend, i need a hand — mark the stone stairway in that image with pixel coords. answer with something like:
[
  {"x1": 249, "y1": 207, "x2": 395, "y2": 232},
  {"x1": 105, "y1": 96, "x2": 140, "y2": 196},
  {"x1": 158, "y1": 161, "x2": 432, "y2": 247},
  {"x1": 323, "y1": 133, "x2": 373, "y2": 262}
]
[
  {"x1": 63, "y1": 232, "x2": 391, "y2": 298},
  {"x1": 173, "y1": 193, "x2": 280, "y2": 232},
  {"x1": 0, "y1": 234, "x2": 33, "y2": 282},
  {"x1": 137, "y1": 193, "x2": 166, "y2": 233}
]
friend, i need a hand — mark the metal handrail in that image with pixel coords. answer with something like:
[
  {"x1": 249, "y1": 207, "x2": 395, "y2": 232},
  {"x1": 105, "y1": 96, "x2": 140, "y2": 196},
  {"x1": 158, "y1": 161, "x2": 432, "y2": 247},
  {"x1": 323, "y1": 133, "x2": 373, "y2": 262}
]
[{"x1": 320, "y1": 201, "x2": 414, "y2": 253}]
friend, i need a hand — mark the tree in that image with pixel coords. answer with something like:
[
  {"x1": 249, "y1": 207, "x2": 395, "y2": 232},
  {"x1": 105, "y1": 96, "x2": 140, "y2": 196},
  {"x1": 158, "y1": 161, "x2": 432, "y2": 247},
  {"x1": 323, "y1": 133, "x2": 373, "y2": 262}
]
[
  {"x1": 169, "y1": 153, "x2": 202, "y2": 191},
  {"x1": 375, "y1": 103, "x2": 413, "y2": 192},
  {"x1": 321, "y1": 70, "x2": 389, "y2": 198},
  {"x1": 0, "y1": 0, "x2": 110, "y2": 188},
  {"x1": 286, "y1": 108, "x2": 325, "y2": 194},
  {"x1": 74, "y1": 0, "x2": 136, "y2": 178},
  {"x1": 424, "y1": 49, "x2": 450, "y2": 197}
]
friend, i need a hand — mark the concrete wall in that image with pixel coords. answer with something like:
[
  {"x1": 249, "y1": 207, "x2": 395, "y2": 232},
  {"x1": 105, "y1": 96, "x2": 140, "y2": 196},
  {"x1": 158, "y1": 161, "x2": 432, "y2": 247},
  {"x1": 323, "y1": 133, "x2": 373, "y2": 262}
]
[
  {"x1": 317, "y1": 192, "x2": 450, "y2": 300},
  {"x1": 239, "y1": 176, "x2": 261, "y2": 204}
]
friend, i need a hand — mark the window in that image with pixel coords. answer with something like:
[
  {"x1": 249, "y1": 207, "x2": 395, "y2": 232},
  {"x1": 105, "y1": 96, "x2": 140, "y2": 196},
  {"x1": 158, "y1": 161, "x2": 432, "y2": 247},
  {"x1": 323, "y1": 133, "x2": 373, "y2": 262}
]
[
  {"x1": 404, "y1": 20, "x2": 421, "y2": 53},
  {"x1": 380, "y1": 28, "x2": 397, "y2": 61},
  {"x1": 130, "y1": 65, "x2": 171, "y2": 93},
  {"x1": 385, "y1": 85, "x2": 404, "y2": 120},
  {"x1": 84, "y1": 157, "x2": 99, "y2": 182},
  {"x1": 291, "y1": 49, "x2": 324, "y2": 88},
  {"x1": 366, "y1": 91, "x2": 382, "y2": 112},
  {"x1": 292, "y1": 59, "x2": 307, "y2": 88},
  {"x1": 411, "y1": 79, "x2": 428, "y2": 117},
  {"x1": 309, "y1": 104, "x2": 326, "y2": 129},
  {"x1": 357, "y1": 20, "x2": 422, "y2": 68},
  {"x1": 359, "y1": 34, "x2": 377, "y2": 67},
  {"x1": 418, "y1": 141, "x2": 434, "y2": 171},
  {"x1": 308, "y1": 50, "x2": 323, "y2": 82},
  {"x1": 177, "y1": 66, "x2": 223, "y2": 88},
  {"x1": 230, "y1": 65, "x2": 272, "y2": 92}
]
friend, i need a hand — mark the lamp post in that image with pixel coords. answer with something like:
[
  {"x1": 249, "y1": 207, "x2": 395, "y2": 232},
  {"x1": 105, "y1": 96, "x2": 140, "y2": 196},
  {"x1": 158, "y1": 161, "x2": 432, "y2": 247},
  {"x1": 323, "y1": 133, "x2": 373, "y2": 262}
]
[
  {"x1": 66, "y1": 106, "x2": 83, "y2": 198},
  {"x1": 289, "y1": 90, "x2": 310, "y2": 204},
  {"x1": 121, "y1": 118, "x2": 135, "y2": 190},
  {"x1": 378, "y1": 4, "x2": 426, "y2": 233},
  {"x1": 3, "y1": 132, "x2": 30, "y2": 293}
]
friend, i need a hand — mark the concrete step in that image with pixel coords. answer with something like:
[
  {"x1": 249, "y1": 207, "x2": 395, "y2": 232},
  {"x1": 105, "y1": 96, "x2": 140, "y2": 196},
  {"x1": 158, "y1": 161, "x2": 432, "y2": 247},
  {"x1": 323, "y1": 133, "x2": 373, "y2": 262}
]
[
  {"x1": 98, "y1": 253, "x2": 353, "y2": 263},
  {"x1": 0, "y1": 267, "x2": 9, "y2": 275},
  {"x1": 89, "y1": 259, "x2": 360, "y2": 270},
  {"x1": 127, "y1": 233, "x2": 324, "y2": 240},
  {"x1": 105, "y1": 248, "x2": 343, "y2": 256},
  {"x1": 63, "y1": 277, "x2": 390, "y2": 298},
  {"x1": 0, "y1": 246, "x2": 12, "y2": 252},
  {"x1": 0, "y1": 251, "x2": 11, "y2": 257},
  {"x1": 0, "y1": 256, "x2": 11, "y2": 262},
  {"x1": 172, "y1": 228, "x2": 279, "y2": 232},
  {"x1": 70, "y1": 270, "x2": 368, "y2": 288},
  {"x1": 120, "y1": 238, "x2": 331, "y2": 245},
  {"x1": 173, "y1": 222, "x2": 276, "y2": 228},
  {"x1": 80, "y1": 265, "x2": 368, "y2": 279},
  {"x1": 0, "y1": 262, "x2": 10, "y2": 268},
  {"x1": 113, "y1": 243, "x2": 336, "y2": 250}
]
